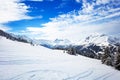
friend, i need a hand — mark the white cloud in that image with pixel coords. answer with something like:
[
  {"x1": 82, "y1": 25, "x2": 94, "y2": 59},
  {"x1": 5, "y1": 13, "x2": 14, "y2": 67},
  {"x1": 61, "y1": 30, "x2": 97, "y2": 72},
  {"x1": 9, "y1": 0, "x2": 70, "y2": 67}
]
[
  {"x1": 75, "y1": 0, "x2": 81, "y2": 3},
  {"x1": 96, "y1": 0, "x2": 110, "y2": 5},
  {"x1": 0, "y1": 25, "x2": 11, "y2": 31},
  {"x1": 0, "y1": 0, "x2": 32, "y2": 24},
  {"x1": 21, "y1": 0, "x2": 120, "y2": 41},
  {"x1": 0, "y1": 0, "x2": 35, "y2": 31},
  {"x1": 22, "y1": 19, "x2": 120, "y2": 41}
]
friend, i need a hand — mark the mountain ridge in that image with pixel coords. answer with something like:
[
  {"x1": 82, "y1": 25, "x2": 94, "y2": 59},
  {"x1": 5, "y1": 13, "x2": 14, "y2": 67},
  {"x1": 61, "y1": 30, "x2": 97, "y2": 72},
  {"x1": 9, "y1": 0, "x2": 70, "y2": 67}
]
[{"x1": 1, "y1": 29, "x2": 120, "y2": 70}]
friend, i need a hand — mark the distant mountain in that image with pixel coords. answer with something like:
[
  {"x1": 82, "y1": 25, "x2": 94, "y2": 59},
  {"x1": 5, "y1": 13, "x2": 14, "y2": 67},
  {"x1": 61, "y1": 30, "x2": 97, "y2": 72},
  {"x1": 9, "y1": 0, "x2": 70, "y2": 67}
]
[
  {"x1": 53, "y1": 39, "x2": 71, "y2": 45},
  {"x1": 67, "y1": 33, "x2": 120, "y2": 58},
  {"x1": 33, "y1": 39, "x2": 54, "y2": 48},
  {"x1": 52, "y1": 39, "x2": 71, "y2": 49},
  {"x1": 1, "y1": 29, "x2": 120, "y2": 57},
  {"x1": 0, "y1": 30, "x2": 33, "y2": 45},
  {"x1": 0, "y1": 30, "x2": 72, "y2": 48},
  {"x1": 76, "y1": 33, "x2": 120, "y2": 46},
  {"x1": 35, "y1": 39, "x2": 72, "y2": 49}
]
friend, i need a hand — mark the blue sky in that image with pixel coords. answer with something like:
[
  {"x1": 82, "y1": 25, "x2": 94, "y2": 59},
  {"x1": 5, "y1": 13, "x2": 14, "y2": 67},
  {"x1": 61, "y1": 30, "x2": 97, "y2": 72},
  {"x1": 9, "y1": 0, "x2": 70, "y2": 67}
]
[
  {"x1": 0, "y1": 0, "x2": 120, "y2": 41},
  {"x1": 5, "y1": 0, "x2": 82, "y2": 31}
]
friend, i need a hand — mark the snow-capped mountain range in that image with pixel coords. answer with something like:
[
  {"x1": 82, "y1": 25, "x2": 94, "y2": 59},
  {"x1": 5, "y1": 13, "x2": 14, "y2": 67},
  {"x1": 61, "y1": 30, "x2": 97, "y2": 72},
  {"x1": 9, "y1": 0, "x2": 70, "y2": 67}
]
[
  {"x1": 0, "y1": 30, "x2": 120, "y2": 57},
  {"x1": 1, "y1": 29, "x2": 120, "y2": 48},
  {"x1": 0, "y1": 30, "x2": 72, "y2": 48},
  {"x1": 76, "y1": 33, "x2": 120, "y2": 46},
  {"x1": 34, "y1": 33, "x2": 120, "y2": 50},
  {"x1": 1, "y1": 31, "x2": 120, "y2": 80},
  {"x1": 33, "y1": 38, "x2": 72, "y2": 49}
]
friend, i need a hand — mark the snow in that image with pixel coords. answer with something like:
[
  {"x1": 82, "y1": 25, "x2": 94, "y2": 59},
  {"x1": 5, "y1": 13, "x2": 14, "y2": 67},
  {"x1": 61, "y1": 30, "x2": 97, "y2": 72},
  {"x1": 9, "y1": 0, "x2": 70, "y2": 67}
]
[
  {"x1": 76, "y1": 33, "x2": 120, "y2": 46},
  {"x1": 0, "y1": 36, "x2": 120, "y2": 80},
  {"x1": 53, "y1": 39, "x2": 71, "y2": 45},
  {"x1": 35, "y1": 39, "x2": 72, "y2": 47}
]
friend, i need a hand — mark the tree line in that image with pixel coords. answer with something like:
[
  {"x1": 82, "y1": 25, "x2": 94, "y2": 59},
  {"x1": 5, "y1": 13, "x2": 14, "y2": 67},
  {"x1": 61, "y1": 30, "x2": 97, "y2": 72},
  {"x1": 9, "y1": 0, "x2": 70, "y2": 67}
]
[{"x1": 65, "y1": 45, "x2": 120, "y2": 70}]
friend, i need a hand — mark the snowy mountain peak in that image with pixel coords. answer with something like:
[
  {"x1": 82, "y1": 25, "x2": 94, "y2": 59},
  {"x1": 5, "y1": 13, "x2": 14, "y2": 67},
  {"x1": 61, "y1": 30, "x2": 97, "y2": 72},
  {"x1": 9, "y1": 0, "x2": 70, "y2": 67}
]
[
  {"x1": 77, "y1": 33, "x2": 120, "y2": 46},
  {"x1": 53, "y1": 39, "x2": 71, "y2": 45},
  {"x1": 88, "y1": 33, "x2": 106, "y2": 38}
]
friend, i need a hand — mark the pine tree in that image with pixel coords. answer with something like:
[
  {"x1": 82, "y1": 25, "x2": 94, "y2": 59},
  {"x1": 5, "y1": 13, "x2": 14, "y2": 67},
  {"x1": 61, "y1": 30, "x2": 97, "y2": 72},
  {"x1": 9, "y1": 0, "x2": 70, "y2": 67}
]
[
  {"x1": 114, "y1": 46, "x2": 120, "y2": 70},
  {"x1": 67, "y1": 47, "x2": 77, "y2": 55},
  {"x1": 101, "y1": 47, "x2": 110, "y2": 64}
]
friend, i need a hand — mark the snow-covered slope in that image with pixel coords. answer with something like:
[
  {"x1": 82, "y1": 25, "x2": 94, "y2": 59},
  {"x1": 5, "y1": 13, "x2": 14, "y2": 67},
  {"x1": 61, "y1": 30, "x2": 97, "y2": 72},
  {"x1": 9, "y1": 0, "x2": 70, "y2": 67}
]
[{"x1": 0, "y1": 36, "x2": 120, "y2": 80}]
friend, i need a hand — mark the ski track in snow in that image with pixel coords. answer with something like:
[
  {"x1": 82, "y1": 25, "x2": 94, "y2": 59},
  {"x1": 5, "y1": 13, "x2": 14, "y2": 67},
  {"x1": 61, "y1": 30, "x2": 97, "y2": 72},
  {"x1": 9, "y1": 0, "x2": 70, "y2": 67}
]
[
  {"x1": 9, "y1": 70, "x2": 70, "y2": 80},
  {"x1": 8, "y1": 68, "x2": 113, "y2": 80},
  {"x1": 64, "y1": 68, "x2": 93, "y2": 80},
  {"x1": 8, "y1": 69, "x2": 94, "y2": 80},
  {"x1": 94, "y1": 72, "x2": 114, "y2": 80}
]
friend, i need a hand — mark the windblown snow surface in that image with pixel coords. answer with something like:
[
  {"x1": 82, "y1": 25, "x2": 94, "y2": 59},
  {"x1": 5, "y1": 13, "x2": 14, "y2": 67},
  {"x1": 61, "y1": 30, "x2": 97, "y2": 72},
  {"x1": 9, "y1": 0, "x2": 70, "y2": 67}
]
[{"x1": 0, "y1": 37, "x2": 120, "y2": 80}]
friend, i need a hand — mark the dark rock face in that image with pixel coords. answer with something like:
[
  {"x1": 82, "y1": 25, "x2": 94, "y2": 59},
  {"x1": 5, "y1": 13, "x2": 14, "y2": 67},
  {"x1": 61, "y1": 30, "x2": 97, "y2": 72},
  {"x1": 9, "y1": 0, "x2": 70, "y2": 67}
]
[{"x1": 74, "y1": 44, "x2": 103, "y2": 58}]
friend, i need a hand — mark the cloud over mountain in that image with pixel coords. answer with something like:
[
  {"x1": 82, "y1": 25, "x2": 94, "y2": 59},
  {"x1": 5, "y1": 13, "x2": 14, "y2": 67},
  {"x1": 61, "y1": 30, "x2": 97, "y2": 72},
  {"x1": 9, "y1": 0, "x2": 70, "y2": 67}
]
[{"x1": 21, "y1": 0, "x2": 120, "y2": 41}]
